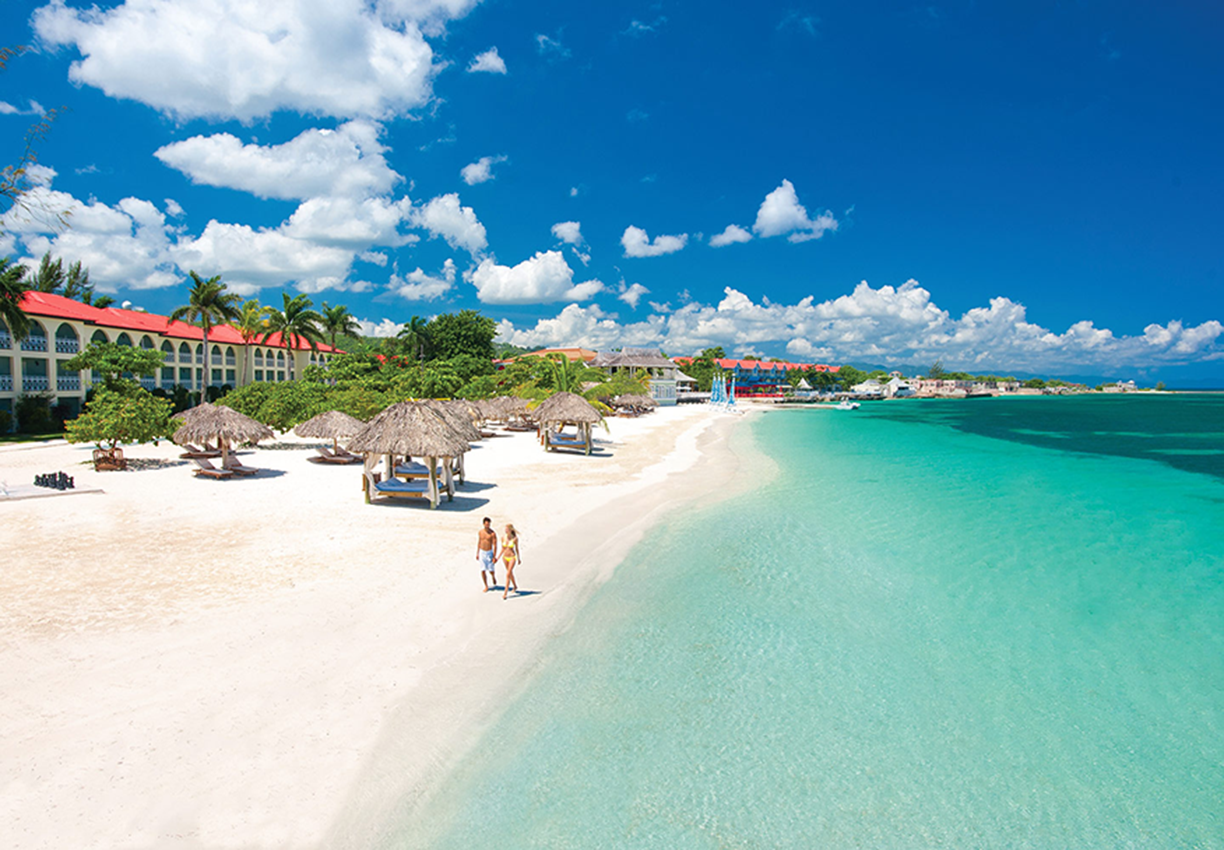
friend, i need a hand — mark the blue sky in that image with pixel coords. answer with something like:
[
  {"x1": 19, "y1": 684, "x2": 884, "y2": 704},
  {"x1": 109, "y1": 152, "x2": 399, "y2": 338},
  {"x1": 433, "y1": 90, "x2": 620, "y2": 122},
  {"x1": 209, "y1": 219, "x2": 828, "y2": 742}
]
[{"x1": 2, "y1": 0, "x2": 1221, "y2": 380}]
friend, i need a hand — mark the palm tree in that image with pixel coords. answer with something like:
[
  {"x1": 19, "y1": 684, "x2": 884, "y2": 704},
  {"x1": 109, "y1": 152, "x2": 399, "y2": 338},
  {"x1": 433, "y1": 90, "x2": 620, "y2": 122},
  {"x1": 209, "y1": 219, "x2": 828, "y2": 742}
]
[
  {"x1": 320, "y1": 301, "x2": 360, "y2": 350},
  {"x1": 235, "y1": 299, "x2": 273, "y2": 386},
  {"x1": 262, "y1": 292, "x2": 324, "y2": 380},
  {"x1": 396, "y1": 315, "x2": 430, "y2": 362},
  {"x1": 168, "y1": 271, "x2": 242, "y2": 404},
  {"x1": 542, "y1": 354, "x2": 605, "y2": 395},
  {"x1": 29, "y1": 253, "x2": 64, "y2": 292},
  {"x1": 0, "y1": 257, "x2": 31, "y2": 341}
]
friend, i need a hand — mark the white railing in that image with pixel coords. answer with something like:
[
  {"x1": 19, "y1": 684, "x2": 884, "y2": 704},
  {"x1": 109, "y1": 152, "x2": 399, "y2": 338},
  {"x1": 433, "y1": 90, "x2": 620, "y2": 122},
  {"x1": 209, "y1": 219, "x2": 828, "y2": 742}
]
[
  {"x1": 140, "y1": 376, "x2": 156, "y2": 390},
  {"x1": 22, "y1": 375, "x2": 49, "y2": 391},
  {"x1": 0, "y1": 375, "x2": 11, "y2": 391},
  {"x1": 57, "y1": 376, "x2": 81, "y2": 392},
  {"x1": 55, "y1": 338, "x2": 80, "y2": 354},
  {"x1": 0, "y1": 333, "x2": 11, "y2": 348},
  {"x1": 22, "y1": 336, "x2": 47, "y2": 352}
]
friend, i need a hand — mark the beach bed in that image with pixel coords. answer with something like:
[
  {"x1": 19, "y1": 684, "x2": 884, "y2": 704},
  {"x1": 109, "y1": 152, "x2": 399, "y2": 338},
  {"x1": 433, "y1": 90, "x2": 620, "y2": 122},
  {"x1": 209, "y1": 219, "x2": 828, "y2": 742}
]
[{"x1": 313, "y1": 446, "x2": 362, "y2": 464}]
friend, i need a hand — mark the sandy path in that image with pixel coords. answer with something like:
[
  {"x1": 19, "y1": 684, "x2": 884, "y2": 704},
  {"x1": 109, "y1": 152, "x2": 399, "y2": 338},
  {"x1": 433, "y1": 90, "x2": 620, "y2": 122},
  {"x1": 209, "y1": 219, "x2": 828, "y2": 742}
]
[{"x1": 0, "y1": 405, "x2": 750, "y2": 849}]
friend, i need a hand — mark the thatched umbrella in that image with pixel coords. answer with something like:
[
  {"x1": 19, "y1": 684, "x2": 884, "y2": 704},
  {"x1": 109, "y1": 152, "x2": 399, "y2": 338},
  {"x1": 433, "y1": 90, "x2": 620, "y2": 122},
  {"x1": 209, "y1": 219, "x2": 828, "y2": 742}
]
[
  {"x1": 294, "y1": 410, "x2": 365, "y2": 452},
  {"x1": 534, "y1": 391, "x2": 602, "y2": 456},
  {"x1": 173, "y1": 403, "x2": 274, "y2": 468},
  {"x1": 614, "y1": 393, "x2": 658, "y2": 411},
  {"x1": 348, "y1": 401, "x2": 470, "y2": 508},
  {"x1": 426, "y1": 400, "x2": 481, "y2": 483}
]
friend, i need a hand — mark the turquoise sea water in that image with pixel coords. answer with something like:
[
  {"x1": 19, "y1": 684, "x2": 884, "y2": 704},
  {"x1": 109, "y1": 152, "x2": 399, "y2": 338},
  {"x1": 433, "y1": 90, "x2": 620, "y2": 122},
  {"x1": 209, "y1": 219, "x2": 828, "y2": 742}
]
[{"x1": 390, "y1": 396, "x2": 1224, "y2": 849}]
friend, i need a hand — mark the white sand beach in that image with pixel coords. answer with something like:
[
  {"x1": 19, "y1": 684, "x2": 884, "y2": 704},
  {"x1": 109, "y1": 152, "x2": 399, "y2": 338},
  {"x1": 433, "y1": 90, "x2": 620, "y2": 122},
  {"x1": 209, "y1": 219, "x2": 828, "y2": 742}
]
[{"x1": 0, "y1": 405, "x2": 753, "y2": 850}]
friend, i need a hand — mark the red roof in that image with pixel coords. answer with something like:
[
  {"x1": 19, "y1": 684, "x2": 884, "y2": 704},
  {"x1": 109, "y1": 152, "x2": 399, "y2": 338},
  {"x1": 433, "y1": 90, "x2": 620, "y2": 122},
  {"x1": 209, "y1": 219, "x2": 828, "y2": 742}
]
[
  {"x1": 671, "y1": 356, "x2": 838, "y2": 373},
  {"x1": 17, "y1": 291, "x2": 340, "y2": 353}
]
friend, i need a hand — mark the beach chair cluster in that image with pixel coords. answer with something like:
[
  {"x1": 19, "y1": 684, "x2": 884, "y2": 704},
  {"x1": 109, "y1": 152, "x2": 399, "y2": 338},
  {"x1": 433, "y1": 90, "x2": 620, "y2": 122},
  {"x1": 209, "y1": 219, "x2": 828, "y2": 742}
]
[
  {"x1": 191, "y1": 456, "x2": 260, "y2": 479},
  {"x1": 313, "y1": 445, "x2": 362, "y2": 464}
]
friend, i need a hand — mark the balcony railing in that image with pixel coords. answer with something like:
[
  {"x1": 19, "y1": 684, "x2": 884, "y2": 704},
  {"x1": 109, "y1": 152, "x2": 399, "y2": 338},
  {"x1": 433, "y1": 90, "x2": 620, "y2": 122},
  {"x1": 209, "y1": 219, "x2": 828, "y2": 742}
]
[
  {"x1": 0, "y1": 375, "x2": 11, "y2": 391},
  {"x1": 140, "y1": 376, "x2": 156, "y2": 390},
  {"x1": 0, "y1": 333, "x2": 12, "y2": 348},
  {"x1": 55, "y1": 338, "x2": 80, "y2": 354},
  {"x1": 22, "y1": 375, "x2": 49, "y2": 391},
  {"x1": 225, "y1": 357, "x2": 236, "y2": 367},
  {"x1": 57, "y1": 375, "x2": 81, "y2": 392},
  {"x1": 21, "y1": 336, "x2": 48, "y2": 352}
]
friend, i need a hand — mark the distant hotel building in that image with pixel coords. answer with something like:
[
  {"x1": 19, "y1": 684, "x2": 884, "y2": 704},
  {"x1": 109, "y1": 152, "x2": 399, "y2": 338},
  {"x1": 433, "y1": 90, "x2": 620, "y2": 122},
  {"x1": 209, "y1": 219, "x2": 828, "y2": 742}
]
[
  {"x1": 671, "y1": 357, "x2": 838, "y2": 396},
  {"x1": 1, "y1": 291, "x2": 341, "y2": 420}
]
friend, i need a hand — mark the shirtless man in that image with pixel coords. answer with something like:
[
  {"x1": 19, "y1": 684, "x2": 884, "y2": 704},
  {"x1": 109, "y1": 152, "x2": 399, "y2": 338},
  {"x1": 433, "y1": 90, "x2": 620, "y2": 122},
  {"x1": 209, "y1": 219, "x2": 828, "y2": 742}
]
[{"x1": 476, "y1": 517, "x2": 499, "y2": 592}]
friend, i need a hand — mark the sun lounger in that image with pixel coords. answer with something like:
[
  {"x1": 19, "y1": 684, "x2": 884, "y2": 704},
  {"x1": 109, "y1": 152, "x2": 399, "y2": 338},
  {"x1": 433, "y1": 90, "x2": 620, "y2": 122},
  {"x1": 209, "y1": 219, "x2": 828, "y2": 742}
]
[
  {"x1": 373, "y1": 478, "x2": 431, "y2": 498},
  {"x1": 180, "y1": 444, "x2": 222, "y2": 459},
  {"x1": 222, "y1": 456, "x2": 259, "y2": 476},
  {"x1": 192, "y1": 458, "x2": 233, "y2": 479},
  {"x1": 314, "y1": 446, "x2": 362, "y2": 464},
  {"x1": 546, "y1": 432, "x2": 592, "y2": 454},
  {"x1": 394, "y1": 461, "x2": 443, "y2": 478}
]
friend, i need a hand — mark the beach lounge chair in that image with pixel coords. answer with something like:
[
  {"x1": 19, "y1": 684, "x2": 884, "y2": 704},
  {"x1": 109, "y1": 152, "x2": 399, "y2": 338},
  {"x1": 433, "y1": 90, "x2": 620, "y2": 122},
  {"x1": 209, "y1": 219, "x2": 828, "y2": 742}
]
[
  {"x1": 546, "y1": 432, "x2": 592, "y2": 454},
  {"x1": 180, "y1": 444, "x2": 222, "y2": 459},
  {"x1": 191, "y1": 458, "x2": 233, "y2": 479},
  {"x1": 314, "y1": 446, "x2": 361, "y2": 465},
  {"x1": 222, "y1": 456, "x2": 259, "y2": 476}
]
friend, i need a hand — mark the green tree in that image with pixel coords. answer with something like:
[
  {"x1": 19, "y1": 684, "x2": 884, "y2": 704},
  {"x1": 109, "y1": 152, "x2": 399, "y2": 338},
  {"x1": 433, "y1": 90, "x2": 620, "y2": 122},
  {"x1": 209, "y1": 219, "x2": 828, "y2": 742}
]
[
  {"x1": 396, "y1": 315, "x2": 431, "y2": 362},
  {"x1": 0, "y1": 256, "x2": 31, "y2": 341},
  {"x1": 425, "y1": 309, "x2": 496, "y2": 361},
  {"x1": 262, "y1": 292, "x2": 324, "y2": 379},
  {"x1": 235, "y1": 299, "x2": 272, "y2": 386},
  {"x1": 66, "y1": 386, "x2": 177, "y2": 451},
  {"x1": 29, "y1": 253, "x2": 64, "y2": 293},
  {"x1": 834, "y1": 365, "x2": 868, "y2": 389},
  {"x1": 927, "y1": 360, "x2": 945, "y2": 379},
  {"x1": 321, "y1": 301, "x2": 360, "y2": 350},
  {"x1": 168, "y1": 271, "x2": 242, "y2": 404},
  {"x1": 1023, "y1": 378, "x2": 1046, "y2": 389},
  {"x1": 64, "y1": 342, "x2": 162, "y2": 392},
  {"x1": 536, "y1": 353, "x2": 606, "y2": 395}
]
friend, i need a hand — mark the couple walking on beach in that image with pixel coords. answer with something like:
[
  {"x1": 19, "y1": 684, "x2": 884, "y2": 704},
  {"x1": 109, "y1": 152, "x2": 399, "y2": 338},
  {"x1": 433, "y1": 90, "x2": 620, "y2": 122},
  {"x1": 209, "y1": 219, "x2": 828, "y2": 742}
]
[{"x1": 477, "y1": 517, "x2": 522, "y2": 599}]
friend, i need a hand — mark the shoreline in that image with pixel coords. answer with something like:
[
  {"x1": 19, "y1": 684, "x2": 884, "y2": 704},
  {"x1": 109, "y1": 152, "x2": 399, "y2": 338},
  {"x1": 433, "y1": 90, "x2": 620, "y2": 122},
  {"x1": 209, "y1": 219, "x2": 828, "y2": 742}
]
[
  {"x1": 325, "y1": 407, "x2": 770, "y2": 847},
  {"x1": 0, "y1": 405, "x2": 765, "y2": 850}
]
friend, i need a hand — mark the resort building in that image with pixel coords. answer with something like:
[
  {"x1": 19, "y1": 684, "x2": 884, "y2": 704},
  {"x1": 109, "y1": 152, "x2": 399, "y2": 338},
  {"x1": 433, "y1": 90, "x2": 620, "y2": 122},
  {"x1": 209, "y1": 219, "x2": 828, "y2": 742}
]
[
  {"x1": 590, "y1": 348, "x2": 679, "y2": 406},
  {"x1": 1, "y1": 291, "x2": 340, "y2": 421},
  {"x1": 671, "y1": 357, "x2": 838, "y2": 397}
]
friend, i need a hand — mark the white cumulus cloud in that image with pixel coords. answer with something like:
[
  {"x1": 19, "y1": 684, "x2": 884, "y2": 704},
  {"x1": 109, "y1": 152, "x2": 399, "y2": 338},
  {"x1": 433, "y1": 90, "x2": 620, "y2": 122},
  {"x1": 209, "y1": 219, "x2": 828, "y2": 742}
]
[
  {"x1": 618, "y1": 282, "x2": 650, "y2": 309},
  {"x1": 154, "y1": 121, "x2": 400, "y2": 201},
  {"x1": 460, "y1": 154, "x2": 507, "y2": 185},
  {"x1": 467, "y1": 46, "x2": 506, "y2": 73},
  {"x1": 391, "y1": 258, "x2": 455, "y2": 300},
  {"x1": 356, "y1": 317, "x2": 404, "y2": 338},
  {"x1": 709, "y1": 224, "x2": 752, "y2": 247},
  {"x1": 410, "y1": 192, "x2": 488, "y2": 254},
  {"x1": 621, "y1": 225, "x2": 687, "y2": 258},
  {"x1": 32, "y1": 0, "x2": 477, "y2": 121},
  {"x1": 551, "y1": 220, "x2": 583, "y2": 245},
  {"x1": 753, "y1": 179, "x2": 838, "y2": 242},
  {"x1": 468, "y1": 250, "x2": 603, "y2": 305}
]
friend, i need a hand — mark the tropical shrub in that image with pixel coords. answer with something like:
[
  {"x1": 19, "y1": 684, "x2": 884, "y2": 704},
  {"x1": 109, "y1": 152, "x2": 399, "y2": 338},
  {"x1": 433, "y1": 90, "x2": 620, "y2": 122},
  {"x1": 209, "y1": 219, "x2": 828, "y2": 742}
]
[
  {"x1": 15, "y1": 392, "x2": 54, "y2": 433},
  {"x1": 65, "y1": 387, "x2": 176, "y2": 450}
]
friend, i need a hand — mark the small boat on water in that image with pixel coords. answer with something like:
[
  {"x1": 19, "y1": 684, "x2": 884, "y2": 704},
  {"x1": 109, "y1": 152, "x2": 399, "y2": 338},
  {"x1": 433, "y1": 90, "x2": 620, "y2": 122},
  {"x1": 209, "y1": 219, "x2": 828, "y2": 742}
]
[{"x1": 834, "y1": 400, "x2": 861, "y2": 410}]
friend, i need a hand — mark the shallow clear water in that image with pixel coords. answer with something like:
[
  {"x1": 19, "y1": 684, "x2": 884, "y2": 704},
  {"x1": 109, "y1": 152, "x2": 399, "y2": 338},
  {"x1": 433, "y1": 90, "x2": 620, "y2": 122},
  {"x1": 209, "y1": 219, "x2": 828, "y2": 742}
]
[{"x1": 390, "y1": 396, "x2": 1224, "y2": 849}]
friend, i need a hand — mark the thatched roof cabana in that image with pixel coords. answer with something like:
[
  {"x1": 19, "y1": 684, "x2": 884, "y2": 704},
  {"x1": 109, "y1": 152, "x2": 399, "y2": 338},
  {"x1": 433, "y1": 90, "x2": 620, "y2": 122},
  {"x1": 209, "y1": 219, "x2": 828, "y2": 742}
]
[
  {"x1": 173, "y1": 403, "x2": 274, "y2": 466},
  {"x1": 535, "y1": 391, "x2": 602, "y2": 425},
  {"x1": 294, "y1": 410, "x2": 365, "y2": 451},
  {"x1": 613, "y1": 393, "x2": 658, "y2": 412},
  {"x1": 534, "y1": 391, "x2": 602, "y2": 455},
  {"x1": 348, "y1": 401, "x2": 470, "y2": 508},
  {"x1": 427, "y1": 400, "x2": 483, "y2": 443}
]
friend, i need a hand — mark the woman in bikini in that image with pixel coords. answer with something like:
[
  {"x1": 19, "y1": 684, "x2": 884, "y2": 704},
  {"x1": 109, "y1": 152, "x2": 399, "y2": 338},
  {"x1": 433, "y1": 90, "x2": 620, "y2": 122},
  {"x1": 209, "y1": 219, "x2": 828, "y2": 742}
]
[{"x1": 501, "y1": 524, "x2": 522, "y2": 599}]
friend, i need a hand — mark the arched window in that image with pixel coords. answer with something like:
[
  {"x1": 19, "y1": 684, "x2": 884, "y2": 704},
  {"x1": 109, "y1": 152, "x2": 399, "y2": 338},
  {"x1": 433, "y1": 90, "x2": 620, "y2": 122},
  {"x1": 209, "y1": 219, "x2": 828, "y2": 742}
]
[
  {"x1": 21, "y1": 321, "x2": 48, "y2": 352},
  {"x1": 224, "y1": 346, "x2": 236, "y2": 365},
  {"x1": 178, "y1": 342, "x2": 191, "y2": 361},
  {"x1": 91, "y1": 329, "x2": 108, "y2": 346},
  {"x1": 211, "y1": 345, "x2": 222, "y2": 365},
  {"x1": 195, "y1": 344, "x2": 204, "y2": 363},
  {"x1": 115, "y1": 332, "x2": 133, "y2": 347},
  {"x1": 140, "y1": 335, "x2": 154, "y2": 349},
  {"x1": 276, "y1": 350, "x2": 285, "y2": 364},
  {"x1": 55, "y1": 323, "x2": 80, "y2": 354},
  {"x1": 161, "y1": 341, "x2": 173, "y2": 362}
]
